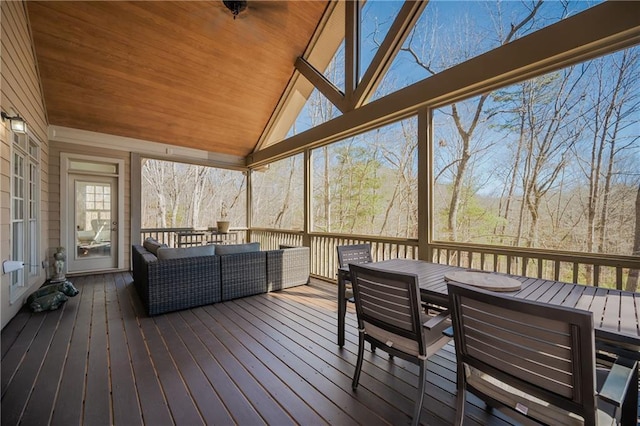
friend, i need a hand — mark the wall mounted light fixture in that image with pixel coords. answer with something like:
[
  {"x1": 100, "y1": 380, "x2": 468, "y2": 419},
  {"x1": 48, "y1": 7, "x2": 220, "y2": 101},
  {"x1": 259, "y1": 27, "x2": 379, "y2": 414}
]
[{"x1": 1, "y1": 110, "x2": 27, "y2": 134}]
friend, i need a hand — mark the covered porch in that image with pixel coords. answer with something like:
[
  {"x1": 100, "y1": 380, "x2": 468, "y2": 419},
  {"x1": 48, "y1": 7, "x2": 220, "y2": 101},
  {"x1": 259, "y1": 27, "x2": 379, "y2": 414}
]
[{"x1": 2, "y1": 0, "x2": 639, "y2": 424}]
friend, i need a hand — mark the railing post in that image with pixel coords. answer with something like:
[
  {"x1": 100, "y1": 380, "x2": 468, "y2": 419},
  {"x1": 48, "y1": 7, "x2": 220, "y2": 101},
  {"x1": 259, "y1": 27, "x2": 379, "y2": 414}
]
[
  {"x1": 303, "y1": 149, "x2": 312, "y2": 249},
  {"x1": 418, "y1": 107, "x2": 431, "y2": 261}
]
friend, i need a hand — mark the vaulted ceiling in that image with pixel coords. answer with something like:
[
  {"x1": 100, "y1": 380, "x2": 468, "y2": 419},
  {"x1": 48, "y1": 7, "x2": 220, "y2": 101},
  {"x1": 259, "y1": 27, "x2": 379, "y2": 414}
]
[{"x1": 27, "y1": 1, "x2": 329, "y2": 158}]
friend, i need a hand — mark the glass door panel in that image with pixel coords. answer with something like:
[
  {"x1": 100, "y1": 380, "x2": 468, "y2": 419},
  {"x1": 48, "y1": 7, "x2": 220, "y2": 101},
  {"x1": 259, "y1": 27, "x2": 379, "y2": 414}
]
[{"x1": 68, "y1": 175, "x2": 118, "y2": 272}]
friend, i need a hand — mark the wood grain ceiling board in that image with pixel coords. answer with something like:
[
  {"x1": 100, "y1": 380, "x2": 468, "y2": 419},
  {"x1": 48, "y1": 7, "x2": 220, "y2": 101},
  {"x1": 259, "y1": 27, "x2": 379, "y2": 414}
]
[{"x1": 27, "y1": 1, "x2": 328, "y2": 157}]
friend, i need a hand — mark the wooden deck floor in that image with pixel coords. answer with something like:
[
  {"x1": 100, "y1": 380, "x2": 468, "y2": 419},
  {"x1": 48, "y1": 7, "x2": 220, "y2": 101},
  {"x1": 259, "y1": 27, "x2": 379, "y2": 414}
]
[{"x1": 2, "y1": 272, "x2": 521, "y2": 425}]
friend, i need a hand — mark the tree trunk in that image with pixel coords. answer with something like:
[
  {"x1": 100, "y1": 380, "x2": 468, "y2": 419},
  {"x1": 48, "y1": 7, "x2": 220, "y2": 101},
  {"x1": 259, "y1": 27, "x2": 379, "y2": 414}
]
[{"x1": 625, "y1": 184, "x2": 640, "y2": 292}]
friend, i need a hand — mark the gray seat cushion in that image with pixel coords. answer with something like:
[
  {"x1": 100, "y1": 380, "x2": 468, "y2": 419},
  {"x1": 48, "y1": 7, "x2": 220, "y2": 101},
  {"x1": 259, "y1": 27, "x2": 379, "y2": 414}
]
[
  {"x1": 156, "y1": 244, "x2": 215, "y2": 260},
  {"x1": 143, "y1": 237, "x2": 167, "y2": 255},
  {"x1": 214, "y1": 242, "x2": 260, "y2": 255}
]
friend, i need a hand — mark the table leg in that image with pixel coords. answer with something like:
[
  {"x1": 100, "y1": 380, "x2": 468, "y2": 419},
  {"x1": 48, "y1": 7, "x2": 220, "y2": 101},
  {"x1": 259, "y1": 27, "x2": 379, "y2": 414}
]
[{"x1": 338, "y1": 270, "x2": 347, "y2": 346}]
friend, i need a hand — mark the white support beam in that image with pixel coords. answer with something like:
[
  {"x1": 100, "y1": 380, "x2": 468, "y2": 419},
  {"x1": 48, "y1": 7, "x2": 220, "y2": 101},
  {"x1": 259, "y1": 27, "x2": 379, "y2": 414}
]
[
  {"x1": 352, "y1": 0, "x2": 426, "y2": 109},
  {"x1": 247, "y1": 1, "x2": 640, "y2": 167},
  {"x1": 295, "y1": 57, "x2": 348, "y2": 113}
]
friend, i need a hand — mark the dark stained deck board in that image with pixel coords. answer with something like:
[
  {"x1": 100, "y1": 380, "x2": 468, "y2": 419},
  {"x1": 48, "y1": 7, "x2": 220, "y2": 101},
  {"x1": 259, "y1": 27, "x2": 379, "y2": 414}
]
[
  {"x1": 19, "y1": 281, "x2": 83, "y2": 425},
  {"x1": 137, "y1": 306, "x2": 206, "y2": 424},
  {"x1": 158, "y1": 313, "x2": 236, "y2": 425},
  {"x1": 50, "y1": 274, "x2": 94, "y2": 426},
  {"x1": 115, "y1": 272, "x2": 174, "y2": 425},
  {"x1": 84, "y1": 276, "x2": 112, "y2": 425},
  {"x1": 199, "y1": 306, "x2": 326, "y2": 424},
  {"x1": 1, "y1": 310, "x2": 46, "y2": 395},
  {"x1": 183, "y1": 307, "x2": 294, "y2": 425},
  {"x1": 175, "y1": 309, "x2": 267, "y2": 425},
  {"x1": 240, "y1": 293, "x2": 415, "y2": 414},
  {"x1": 1, "y1": 308, "x2": 32, "y2": 359},
  {"x1": 106, "y1": 273, "x2": 143, "y2": 426},
  {"x1": 1, "y1": 303, "x2": 65, "y2": 425},
  {"x1": 209, "y1": 301, "x2": 360, "y2": 426},
  {"x1": 0, "y1": 272, "x2": 572, "y2": 426},
  {"x1": 196, "y1": 304, "x2": 332, "y2": 425},
  {"x1": 227, "y1": 295, "x2": 406, "y2": 425},
  {"x1": 257, "y1": 298, "x2": 436, "y2": 423},
  {"x1": 223, "y1": 296, "x2": 391, "y2": 424}
]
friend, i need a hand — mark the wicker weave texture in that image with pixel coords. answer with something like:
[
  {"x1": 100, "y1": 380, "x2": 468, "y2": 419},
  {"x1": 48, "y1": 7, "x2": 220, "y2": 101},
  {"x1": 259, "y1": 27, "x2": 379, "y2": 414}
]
[
  {"x1": 220, "y1": 251, "x2": 268, "y2": 301},
  {"x1": 147, "y1": 255, "x2": 222, "y2": 315},
  {"x1": 132, "y1": 244, "x2": 310, "y2": 315},
  {"x1": 266, "y1": 247, "x2": 310, "y2": 291}
]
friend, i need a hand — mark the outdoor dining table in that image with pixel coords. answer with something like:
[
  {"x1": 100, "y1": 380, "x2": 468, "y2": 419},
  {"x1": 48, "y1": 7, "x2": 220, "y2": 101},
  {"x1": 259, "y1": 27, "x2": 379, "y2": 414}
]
[{"x1": 337, "y1": 258, "x2": 640, "y2": 359}]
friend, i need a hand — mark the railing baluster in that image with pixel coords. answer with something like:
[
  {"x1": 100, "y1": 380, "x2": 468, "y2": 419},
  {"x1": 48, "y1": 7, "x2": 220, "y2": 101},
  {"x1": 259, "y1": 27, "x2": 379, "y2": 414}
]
[{"x1": 141, "y1": 228, "x2": 637, "y2": 288}]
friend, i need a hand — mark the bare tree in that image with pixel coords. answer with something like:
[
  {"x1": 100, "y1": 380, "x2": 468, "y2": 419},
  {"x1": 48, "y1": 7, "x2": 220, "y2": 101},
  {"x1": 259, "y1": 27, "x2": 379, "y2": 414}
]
[
  {"x1": 626, "y1": 184, "x2": 640, "y2": 292},
  {"x1": 404, "y1": 1, "x2": 542, "y2": 240},
  {"x1": 187, "y1": 165, "x2": 208, "y2": 227}
]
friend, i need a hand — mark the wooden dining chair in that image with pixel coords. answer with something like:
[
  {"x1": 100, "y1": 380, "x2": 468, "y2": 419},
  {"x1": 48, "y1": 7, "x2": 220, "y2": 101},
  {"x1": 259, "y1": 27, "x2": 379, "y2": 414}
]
[
  {"x1": 336, "y1": 244, "x2": 373, "y2": 337},
  {"x1": 337, "y1": 243, "x2": 372, "y2": 299},
  {"x1": 349, "y1": 264, "x2": 451, "y2": 426},
  {"x1": 447, "y1": 282, "x2": 638, "y2": 426}
]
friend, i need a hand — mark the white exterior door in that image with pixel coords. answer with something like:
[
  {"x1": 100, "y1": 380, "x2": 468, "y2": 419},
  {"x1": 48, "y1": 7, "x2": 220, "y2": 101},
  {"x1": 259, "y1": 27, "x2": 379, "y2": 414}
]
[
  {"x1": 68, "y1": 175, "x2": 118, "y2": 272},
  {"x1": 61, "y1": 154, "x2": 124, "y2": 274}
]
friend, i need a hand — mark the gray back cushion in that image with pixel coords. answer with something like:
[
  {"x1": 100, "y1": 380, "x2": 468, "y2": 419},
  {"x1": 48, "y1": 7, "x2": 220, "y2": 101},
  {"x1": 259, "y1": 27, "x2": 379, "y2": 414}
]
[
  {"x1": 157, "y1": 244, "x2": 215, "y2": 260},
  {"x1": 214, "y1": 242, "x2": 260, "y2": 255},
  {"x1": 143, "y1": 237, "x2": 167, "y2": 255}
]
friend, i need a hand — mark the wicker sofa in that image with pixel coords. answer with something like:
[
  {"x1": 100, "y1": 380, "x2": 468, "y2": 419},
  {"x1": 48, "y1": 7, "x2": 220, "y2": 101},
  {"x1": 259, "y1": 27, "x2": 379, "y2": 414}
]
[{"x1": 131, "y1": 243, "x2": 310, "y2": 316}]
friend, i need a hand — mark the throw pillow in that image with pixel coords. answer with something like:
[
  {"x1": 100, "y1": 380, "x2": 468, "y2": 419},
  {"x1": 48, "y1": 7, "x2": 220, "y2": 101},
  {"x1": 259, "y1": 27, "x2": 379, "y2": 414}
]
[
  {"x1": 143, "y1": 237, "x2": 167, "y2": 255},
  {"x1": 214, "y1": 242, "x2": 260, "y2": 255},
  {"x1": 156, "y1": 244, "x2": 215, "y2": 260}
]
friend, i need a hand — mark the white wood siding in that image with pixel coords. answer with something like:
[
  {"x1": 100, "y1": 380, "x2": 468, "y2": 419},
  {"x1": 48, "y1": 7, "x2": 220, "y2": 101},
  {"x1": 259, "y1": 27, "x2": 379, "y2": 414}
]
[{"x1": 1, "y1": 1, "x2": 49, "y2": 329}]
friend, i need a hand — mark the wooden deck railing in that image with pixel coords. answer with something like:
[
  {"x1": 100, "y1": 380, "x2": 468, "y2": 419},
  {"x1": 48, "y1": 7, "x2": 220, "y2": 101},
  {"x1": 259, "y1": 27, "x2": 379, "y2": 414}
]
[
  {"x1": 428, "y1": 242, "x2": 639, "y2": 290},
  {"x1": 309, "y1": 234, "x2": 419, "y2": 280},
  {"x1": 140, "y1": 227, "x2": 248, "y2": 248},
  {"x1": 139, "y1": 228, "x2": 638, "y2": 290},
  {"x1": 246, "y1": 229, "x2": 639, "y2": 290},
  {"x1": 250, "y1": 229, "x2": 304, "y2": 250}
]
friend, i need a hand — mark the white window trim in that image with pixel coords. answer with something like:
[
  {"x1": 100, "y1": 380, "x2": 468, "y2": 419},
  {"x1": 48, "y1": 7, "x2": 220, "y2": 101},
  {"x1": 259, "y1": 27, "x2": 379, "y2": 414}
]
[{"x1": 10, "y1": 132, "x2": 41, "y2": 304}]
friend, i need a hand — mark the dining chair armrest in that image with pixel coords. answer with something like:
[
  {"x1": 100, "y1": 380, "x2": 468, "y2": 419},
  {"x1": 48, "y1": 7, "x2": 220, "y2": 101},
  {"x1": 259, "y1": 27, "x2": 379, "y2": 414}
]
[
  {"x1": 598, "y1": 357, "x2": 638, "y2": 408},
  {"x1": 423, "y1": 310, "x2": 450, "y2": 330}
]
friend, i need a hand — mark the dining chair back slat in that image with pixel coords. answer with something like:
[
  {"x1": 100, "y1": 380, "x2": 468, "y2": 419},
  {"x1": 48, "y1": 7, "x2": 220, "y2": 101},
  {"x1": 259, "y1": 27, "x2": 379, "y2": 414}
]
[
  {"x1": 447, "y1": 282, "x2": 640, "y2": 426},
  {"x1": 352, "y1": 266, "x2": 424, "y2": 351},
  {"x1": 337, "y1": 244, "x2": 372, "y2": 269}
]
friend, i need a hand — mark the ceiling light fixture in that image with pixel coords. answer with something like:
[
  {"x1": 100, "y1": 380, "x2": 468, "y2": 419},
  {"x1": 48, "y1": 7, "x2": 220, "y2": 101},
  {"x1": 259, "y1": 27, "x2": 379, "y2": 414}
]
[
  {"x1": 1, "y1": 110, "x2": 27, "y2": 134},
  {"x1": 223, "y1": 0, "x2": 247, "y2": 19}
]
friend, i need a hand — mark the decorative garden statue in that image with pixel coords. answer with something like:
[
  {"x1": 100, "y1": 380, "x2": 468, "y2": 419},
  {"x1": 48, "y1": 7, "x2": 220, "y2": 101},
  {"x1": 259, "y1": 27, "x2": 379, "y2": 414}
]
[
  {"x1": 52, "y1": 246, "x2": 66, "y2": 282},
  {"x1": 27, "y1": 280, "x2": 79, "y2": 312},
  {"x1": 26, "y1": 246, "x2": 78, "y2": 312}
]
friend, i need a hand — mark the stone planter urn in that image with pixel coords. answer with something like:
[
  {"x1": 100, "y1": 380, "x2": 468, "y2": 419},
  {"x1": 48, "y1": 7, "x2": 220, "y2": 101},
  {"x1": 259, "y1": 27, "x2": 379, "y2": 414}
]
[
  {"x1": 52, "y1": 246, "x2": 67, "y2": 283},
  {"x1": 216, "y1": 220, "x2": 230, "y2": 233}
]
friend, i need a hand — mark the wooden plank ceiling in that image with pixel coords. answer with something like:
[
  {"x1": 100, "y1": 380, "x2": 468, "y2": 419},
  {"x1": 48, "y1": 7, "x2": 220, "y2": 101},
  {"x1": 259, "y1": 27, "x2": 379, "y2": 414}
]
[{"x1": 27, "y1": 1, "x2": 328, "y2": 157}]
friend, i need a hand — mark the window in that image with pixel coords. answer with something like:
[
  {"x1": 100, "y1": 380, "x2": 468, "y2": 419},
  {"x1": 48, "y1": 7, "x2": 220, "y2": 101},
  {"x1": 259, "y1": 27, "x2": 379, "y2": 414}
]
[
  {"x1": 141, "y1": 159, "x2": 246, "y2": 229},
  {"x1": 432, "y1": 46, "x2": 639, "y2": 258},
  {"x1": 11, "y1": 133, "x2": 40, "y2": 301},
  {"x1": 312, "y1": 117, "x2": 418, "y2": 238},
  {"x1": 372, "y1": 0, "x2": 600, "y2": 102},
  {"x1": 251, "y1": 155, "x2": 304, "y2": 230}
]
